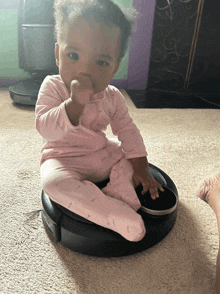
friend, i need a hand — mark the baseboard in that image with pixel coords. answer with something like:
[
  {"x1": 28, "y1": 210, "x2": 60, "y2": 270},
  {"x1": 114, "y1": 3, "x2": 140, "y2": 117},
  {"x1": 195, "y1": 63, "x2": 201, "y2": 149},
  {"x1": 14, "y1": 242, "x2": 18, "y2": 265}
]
[{"x1": 126, "y1": 89, "x2": 220, "y2": 109}]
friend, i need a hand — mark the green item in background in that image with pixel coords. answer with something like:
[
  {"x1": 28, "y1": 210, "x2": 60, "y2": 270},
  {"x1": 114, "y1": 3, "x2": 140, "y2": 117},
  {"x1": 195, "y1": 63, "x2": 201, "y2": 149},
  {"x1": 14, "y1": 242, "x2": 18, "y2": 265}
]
[{"x1": 0, "y1": 9, "x2": 29, "y2": 78}]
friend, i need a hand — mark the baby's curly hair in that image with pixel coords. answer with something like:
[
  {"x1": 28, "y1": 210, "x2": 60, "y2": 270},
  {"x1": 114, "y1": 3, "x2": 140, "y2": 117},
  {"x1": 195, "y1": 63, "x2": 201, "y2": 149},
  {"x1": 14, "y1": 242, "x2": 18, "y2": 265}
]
[{"x1": 54, "y1": 0, "x2": 138, "y2": 60}]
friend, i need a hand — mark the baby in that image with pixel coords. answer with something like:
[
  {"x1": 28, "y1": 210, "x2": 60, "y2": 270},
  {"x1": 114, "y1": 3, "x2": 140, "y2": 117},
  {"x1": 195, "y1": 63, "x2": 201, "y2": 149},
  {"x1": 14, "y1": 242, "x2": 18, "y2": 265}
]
[{"x1": 35, "y1": 0, "x2": 163, "y2": 242}]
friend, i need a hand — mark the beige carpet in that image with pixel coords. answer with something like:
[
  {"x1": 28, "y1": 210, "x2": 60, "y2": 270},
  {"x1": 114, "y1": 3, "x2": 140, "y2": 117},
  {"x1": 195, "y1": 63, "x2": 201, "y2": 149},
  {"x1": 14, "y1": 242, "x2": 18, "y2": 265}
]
[{"x1": 1, "y1": 87, "x2": 220, "y2": 294}]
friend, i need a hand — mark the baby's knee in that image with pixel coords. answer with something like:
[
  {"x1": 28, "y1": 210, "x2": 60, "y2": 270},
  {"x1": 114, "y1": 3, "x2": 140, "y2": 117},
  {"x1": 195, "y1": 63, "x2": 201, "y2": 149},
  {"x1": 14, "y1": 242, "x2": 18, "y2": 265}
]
[
  {"x1": 41, "y1": 174, "x2": 56, "y2": 196},
  {"x1": 41, "y1": 169, "x2": 62, "y2": 195},
  {"x1": 110, "y1": 157, "x2": 133, "y2": 181}
]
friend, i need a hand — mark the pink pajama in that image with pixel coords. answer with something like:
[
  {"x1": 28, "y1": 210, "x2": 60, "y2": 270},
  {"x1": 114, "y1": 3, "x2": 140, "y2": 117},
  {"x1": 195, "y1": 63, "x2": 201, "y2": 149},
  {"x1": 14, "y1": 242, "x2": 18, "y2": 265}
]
[
  {"x1": 36, "y1": 75, "x2": 148, "y2": 242},
  {"x1": 41, "y1": 141, "x2": 146, "y2": 241}
]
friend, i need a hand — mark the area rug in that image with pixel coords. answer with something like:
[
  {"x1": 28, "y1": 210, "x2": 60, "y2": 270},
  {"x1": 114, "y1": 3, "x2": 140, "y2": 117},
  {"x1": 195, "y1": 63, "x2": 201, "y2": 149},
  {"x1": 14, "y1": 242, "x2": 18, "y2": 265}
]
[{"x1": 0, "y1": 87, "x2": 220, "y2": 294}]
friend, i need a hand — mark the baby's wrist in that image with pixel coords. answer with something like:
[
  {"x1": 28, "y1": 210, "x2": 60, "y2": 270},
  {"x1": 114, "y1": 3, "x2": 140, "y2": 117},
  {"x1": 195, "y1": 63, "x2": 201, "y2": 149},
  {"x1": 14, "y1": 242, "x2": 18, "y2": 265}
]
[{"x1": 128, "y1": 157, "x2": 149, "y2": 172}]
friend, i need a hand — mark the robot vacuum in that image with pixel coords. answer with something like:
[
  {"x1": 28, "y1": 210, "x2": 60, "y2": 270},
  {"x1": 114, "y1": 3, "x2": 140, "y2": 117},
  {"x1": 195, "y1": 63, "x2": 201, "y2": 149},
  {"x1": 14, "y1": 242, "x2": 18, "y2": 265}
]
[
  {"x1": 41, "y1": 163, "x2": 178, "y2": 257},
  {"x1": 9, "y1": 79, "x2": 41, "y2": 106}
]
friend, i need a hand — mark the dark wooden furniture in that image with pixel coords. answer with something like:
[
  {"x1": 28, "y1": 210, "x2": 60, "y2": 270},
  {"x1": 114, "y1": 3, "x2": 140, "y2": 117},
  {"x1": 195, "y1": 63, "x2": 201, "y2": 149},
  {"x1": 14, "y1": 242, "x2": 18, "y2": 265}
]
[{"x1": 129, "y1": 0, "x2": 220, "y2": 108}]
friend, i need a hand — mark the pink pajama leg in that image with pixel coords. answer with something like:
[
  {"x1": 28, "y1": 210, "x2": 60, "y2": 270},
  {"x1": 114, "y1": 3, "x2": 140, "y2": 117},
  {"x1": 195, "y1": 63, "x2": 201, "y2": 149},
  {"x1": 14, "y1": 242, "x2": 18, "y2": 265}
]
[
  {"x1": 102, "y1": 157, "x2": 141, "y2": 212},
  {"x1": 40, "y1": 158, "x2": 146, "y2": 242}
]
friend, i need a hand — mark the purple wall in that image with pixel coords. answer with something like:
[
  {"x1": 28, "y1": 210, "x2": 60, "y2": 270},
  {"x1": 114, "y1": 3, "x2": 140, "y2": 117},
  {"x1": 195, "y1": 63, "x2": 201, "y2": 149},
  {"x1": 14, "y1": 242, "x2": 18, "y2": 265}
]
[
  {"x1": 110, "y1": 0, "x2": 156, "y2": 90},
  {"x1": 127, "y1": 0, "x2": 156, "y2": 90}
]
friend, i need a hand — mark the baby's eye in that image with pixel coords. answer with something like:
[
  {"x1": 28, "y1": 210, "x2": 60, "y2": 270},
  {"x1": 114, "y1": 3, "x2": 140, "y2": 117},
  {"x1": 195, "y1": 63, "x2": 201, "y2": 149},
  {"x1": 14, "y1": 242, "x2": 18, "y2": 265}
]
[
  {"x1": 97, "y1": 60, "x2": 109, "y2": 67},
  {"x1": 68, "y1": 53, "x2": 79, "y2": 61}
]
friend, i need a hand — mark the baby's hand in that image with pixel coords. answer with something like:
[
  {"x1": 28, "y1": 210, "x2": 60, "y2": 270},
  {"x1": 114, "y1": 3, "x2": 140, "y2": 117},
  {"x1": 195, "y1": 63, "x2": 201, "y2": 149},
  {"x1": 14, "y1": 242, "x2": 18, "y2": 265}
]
[
  {"x1": 133, "y1": 170, "x2": 164, "y2": 200},
  {"x1": 70, "y1": 76, "x2": 94, "y2": 106}
]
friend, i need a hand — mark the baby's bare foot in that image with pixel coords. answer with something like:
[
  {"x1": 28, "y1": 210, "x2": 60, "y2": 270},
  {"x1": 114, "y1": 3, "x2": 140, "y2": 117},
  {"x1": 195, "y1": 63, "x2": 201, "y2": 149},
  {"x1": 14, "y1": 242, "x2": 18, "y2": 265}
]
[{"x1": 196, "y1": 173, "x2": 220, "y2": 204}]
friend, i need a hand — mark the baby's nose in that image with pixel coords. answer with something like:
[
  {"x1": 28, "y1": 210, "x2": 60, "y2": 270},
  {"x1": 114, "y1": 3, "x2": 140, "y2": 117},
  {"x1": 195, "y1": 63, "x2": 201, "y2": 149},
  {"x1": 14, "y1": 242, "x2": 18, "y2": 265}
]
[
  {"x1": 76, "y1": 74, "x2": 94, "y2": 88},
  {"x1": 78, "y1": 61, "x2": 94, "y2": 76}
]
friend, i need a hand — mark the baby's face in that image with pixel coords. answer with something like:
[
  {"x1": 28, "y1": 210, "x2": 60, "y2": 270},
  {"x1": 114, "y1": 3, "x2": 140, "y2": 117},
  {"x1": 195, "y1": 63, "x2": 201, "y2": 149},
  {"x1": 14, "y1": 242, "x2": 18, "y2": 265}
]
[{"x1": 55, "y1": 16, "x2": 121, "y2": 94}]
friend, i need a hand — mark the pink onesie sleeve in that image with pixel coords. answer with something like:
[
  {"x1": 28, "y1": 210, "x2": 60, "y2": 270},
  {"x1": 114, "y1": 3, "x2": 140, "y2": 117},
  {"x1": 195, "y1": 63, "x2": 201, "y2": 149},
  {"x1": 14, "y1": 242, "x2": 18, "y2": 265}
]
[
  {"x1": 108, "y1": 86, "x2": 148, "y2": 159},
  {"x1": 35, "y1": 75, "x2": 75, "y2": 141}
]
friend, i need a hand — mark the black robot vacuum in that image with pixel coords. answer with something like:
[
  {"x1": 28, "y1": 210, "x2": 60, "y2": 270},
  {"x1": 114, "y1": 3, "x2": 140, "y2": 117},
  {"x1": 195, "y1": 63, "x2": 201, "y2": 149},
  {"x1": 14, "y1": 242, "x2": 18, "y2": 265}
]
[{"x1": 41, "y1": 163, "x2": 178, "y2": 257}]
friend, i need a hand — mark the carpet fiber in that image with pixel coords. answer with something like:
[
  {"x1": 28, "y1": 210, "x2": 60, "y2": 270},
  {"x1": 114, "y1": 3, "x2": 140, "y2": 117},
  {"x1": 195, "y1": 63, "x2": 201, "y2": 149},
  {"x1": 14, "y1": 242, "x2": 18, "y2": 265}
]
[{"x1": 1, "y1": 87, "x2": 220, "y2": 294}]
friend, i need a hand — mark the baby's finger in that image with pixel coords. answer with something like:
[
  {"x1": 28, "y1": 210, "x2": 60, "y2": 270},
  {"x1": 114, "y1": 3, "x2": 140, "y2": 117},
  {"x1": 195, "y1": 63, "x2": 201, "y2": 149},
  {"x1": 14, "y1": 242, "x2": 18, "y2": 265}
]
[
  {"x1": 152, "y1": 179, "x2": 164, "y2": 192},
  {"x1": 141, "y1": 180, "x2": 150, "y2": 195},
  {"x1": 158, "y1": 183, "x2": 164, "y2": 192},
  {"x1": 149, "y1": 185, "x2": 160, "y2": 200}
]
